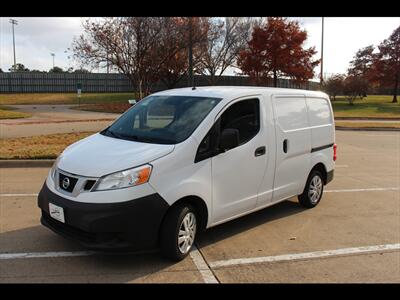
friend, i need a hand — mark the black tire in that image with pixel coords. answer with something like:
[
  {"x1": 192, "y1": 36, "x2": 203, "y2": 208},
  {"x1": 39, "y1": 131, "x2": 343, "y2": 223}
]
[
  {"x1": 160, "y1": 203, "x2": 197, "y2": 261},
  {"x1": 298, "y1": 170, "x2": 324, "y2": 208}
]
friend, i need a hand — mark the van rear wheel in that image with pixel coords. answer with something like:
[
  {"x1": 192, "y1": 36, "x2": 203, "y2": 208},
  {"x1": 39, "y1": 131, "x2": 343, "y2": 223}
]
[
  {"x1": 160, "y1": 203, "x2": 197, "y2": 261},
  {"x1": 298, "y1": 170, "x2": 324, "y2": 208}
]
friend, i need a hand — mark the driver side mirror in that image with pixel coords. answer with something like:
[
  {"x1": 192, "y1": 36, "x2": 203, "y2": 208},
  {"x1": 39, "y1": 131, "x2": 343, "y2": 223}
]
[
  {"x1": 128, "y1": 99, "x2": 137, "y2": 106},
  {"x1": 219, "y1": 128, "x2": 240, "y2": 153}
]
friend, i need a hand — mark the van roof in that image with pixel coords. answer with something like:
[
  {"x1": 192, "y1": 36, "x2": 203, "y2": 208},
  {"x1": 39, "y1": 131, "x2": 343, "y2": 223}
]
[{"x1": 152, "y1": 86, "x2": 328, "y2": 99}]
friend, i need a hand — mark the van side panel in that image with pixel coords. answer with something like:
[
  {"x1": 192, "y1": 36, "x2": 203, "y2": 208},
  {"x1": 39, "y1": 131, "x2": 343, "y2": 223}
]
[
  {"x1": 306, "y1": 97, "x2": 334, "y2": 150},
  {"x1": 306, "y1": 96, "x2": 335, "y2": 174},
  {"x1": 272, "y1": 95, "x2": 312, "y2": 201}
]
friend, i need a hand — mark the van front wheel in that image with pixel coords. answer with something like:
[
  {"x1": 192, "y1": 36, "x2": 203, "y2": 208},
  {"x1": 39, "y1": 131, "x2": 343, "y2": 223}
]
[
  {"x1": 298, "y1": 170, "x2": 324, "y2": 208},
  {"x1": 160, "y1": 203, "x2": 197, "y2": 261}
]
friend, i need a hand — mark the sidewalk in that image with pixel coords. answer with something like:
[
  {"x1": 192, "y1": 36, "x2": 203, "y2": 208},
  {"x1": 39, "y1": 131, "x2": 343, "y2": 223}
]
[
  {"x1": 0, "y1": 105, "x2": 120, "y2": 138},
  {"x1": 1, "y1": 104, "x2": 120, "y2": 123}
]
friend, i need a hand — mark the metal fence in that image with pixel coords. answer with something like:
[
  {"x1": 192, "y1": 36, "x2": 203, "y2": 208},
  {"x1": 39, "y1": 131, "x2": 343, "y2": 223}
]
[
  {"x1": 0, "y1": 73, "x2": 132, "y2": 93},
  {"x1": 0, "y1": 72, "x2": 321, "y2": 93}
]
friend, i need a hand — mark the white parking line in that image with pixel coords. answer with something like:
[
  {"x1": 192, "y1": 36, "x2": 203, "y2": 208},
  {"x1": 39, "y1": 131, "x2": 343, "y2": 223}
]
[
  {"x1": 208, "y1": 243, "x2": 400, "y2": 269},
  {"x1": 0, "y1": 251, "x2": 96, "y2": 260},
  {"x1": 190, "y1": 245, "x2": 219, "y2": 283},
  {"x1": 0, "y1": 193, "x2": 38, "y2": 197},
  {"x1": 0, "y1": 246, "x2": 220, "y2": 283}
]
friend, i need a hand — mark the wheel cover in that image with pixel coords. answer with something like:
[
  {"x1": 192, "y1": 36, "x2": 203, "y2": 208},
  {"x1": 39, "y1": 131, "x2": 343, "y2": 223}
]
[
  {"x1": 308, "y1": 175, "x2": 323, "y2": 204},
  {"x1": 178, "y1": 212, "x2": 197, "y2": 254}
]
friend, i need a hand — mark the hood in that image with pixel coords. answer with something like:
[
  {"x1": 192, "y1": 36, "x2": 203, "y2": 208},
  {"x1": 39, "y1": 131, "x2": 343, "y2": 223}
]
[{"x1": 57, "y1": 133, "x2": 175, "y2": 177}]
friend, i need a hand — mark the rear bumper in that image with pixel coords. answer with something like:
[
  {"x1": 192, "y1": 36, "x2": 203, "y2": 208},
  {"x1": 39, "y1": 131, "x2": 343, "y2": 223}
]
[
  {"x1": 326, "y1": 170, "x2": 334, "y2": 184},
  {"x1": 37, "y1": 183, "x2": 169, "y2": 251}
]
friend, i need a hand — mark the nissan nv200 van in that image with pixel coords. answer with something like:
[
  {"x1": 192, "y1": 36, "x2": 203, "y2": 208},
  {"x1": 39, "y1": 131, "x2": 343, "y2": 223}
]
[{"x1": 38, "y1": 86, "x2": 336, "y2": 261}]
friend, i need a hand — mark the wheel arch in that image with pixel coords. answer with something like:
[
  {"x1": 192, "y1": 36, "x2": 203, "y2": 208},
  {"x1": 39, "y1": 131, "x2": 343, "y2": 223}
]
[
  {"x1": 162, "y1": 195, "x2": 209, "y2": 232},
  {"x1": 309, "y1": 162, "x2": 328, "y2": 184}
]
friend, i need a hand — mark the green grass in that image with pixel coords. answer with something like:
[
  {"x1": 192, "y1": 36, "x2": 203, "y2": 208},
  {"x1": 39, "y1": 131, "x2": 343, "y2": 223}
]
[
  {"x1": 0, "y1": 93, "x2": 139, "y2": 105},
  {"x1": 0, "y1": 105, "x2": 31, "y2": 119},
  {"x1": 332, "y1": 95, "x2": 400, "y2": 119},
  {"x1": 0, "y1": 132, "x2": 94, "y2": 159}
]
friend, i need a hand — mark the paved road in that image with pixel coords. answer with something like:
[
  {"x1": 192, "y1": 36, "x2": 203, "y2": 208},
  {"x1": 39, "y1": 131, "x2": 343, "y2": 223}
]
[
  {"x1": 0, "y1": 131, "x2": 399, "y2": 283},
  {"x1": 3, "y1": 105, "x2": 120, "y2": 122},
  {"x1": 0, "y1": 105, "x2": 120, "y2": 139}
]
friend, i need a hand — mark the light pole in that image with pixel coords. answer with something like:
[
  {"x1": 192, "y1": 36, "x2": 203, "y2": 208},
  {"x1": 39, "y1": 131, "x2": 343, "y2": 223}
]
[
  {"x1": 50, "y1": 53, "x2": 55, "y2": 69},
  {"x1": 9, "y1": 19, "x2": 18, "y2": 71},
  {"x1": 188, "y1": 17, "x2": 194, "y2": 88},
  {"x1": 106, "y1": 48, "x2": 110, "y2": 74},
  {"x1": 320, "y1": 17, "x2": 324, "y2": 85}
]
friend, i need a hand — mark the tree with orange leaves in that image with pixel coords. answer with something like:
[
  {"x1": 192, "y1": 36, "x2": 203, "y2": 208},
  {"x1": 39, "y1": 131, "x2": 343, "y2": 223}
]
[
  {"x1": 372, "y1": 26, "x2": 400, "y2": 103},
  {"x1": 237, "y1": 17, "x2": 320, "y2": 87}
]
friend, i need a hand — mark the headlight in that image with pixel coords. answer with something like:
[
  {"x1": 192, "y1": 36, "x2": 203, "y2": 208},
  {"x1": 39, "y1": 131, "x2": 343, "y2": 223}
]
[
  {"x1": 93, "y1": 164, "x2": 152, "y2": 191},
  {"x1": 50, "y1": 155, "x2": 62, "y2": 180}
]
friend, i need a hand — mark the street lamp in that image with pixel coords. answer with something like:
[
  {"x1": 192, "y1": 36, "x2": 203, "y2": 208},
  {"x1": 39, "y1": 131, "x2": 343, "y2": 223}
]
[
  {"x1": 9, "y1": 19, "x2": 18, "y2": 71},
  {"x1": 320, "y1": 17, "x2": 324, "y2": 85},
  {"x1": 50, "y1": 53, "x2": 55, "y2": 69},
  {"x1": 188, "y1": 17, "x2": 194, "y2": 88}
]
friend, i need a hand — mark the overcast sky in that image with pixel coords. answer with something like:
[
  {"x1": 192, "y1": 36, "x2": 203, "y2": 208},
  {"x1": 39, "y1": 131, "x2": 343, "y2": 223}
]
[{"x1": 0, "y1": 17, "x2": 399, "y2": 79}]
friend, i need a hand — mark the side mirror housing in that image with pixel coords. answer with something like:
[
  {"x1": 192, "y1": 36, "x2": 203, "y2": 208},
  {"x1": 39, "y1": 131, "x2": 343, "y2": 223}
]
[
  {"x1": 128, "y1": 99, "x2": 137, "y2": 105},
  {"x1": 219, "y1": 128, "x2": 240, "y2": 152}
]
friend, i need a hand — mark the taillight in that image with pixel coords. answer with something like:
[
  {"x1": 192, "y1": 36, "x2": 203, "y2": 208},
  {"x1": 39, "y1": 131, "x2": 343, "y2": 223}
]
[{"x1": 333, "y1": 143, "x2": 337, "y2": 161}]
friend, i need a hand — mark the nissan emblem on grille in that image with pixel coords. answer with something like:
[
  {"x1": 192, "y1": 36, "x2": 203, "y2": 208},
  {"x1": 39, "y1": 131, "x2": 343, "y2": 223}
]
[{"x1": 62, "y1": 177, "x2": 70, "y2": 189}]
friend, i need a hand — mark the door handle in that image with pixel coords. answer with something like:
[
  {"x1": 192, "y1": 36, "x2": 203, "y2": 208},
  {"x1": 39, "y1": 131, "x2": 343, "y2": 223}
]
[
  {"x1": 283, "y1": 139, "x2": 288, "y2": 153},
  {"x1": 255, "y1": 146, "x2": 266, "y2": 157}
]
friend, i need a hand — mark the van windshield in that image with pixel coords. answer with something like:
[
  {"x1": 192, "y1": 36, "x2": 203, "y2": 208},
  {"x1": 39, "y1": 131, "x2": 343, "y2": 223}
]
[{"x1": 101, "y1": 95, "x2": 222, "y2": 144}]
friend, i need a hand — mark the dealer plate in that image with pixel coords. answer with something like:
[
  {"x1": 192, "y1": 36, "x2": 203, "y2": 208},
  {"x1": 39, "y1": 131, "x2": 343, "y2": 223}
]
[{"x1": 49, "y1": 203, "x2": 65, "y2": 223}]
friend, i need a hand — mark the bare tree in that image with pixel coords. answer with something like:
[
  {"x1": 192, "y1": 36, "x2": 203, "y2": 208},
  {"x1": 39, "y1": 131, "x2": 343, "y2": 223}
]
[
  {"x1": 343, "y1": 75, "x2": 369, "y2": 105},
  {"x1": 73, "y1": 17, "x2": 172, "y2": 98},
  {"x1": 157, "y1": 17, "x2": 209, "y2": 89},
  {"x1": 323, "y1": 74, "x2": 345, "y2": 101},
  {"x1": 73, "y1": 17, "x2": 211, "y2": 96},
  {"x1": 195, "y1": 17, "x2": 253, "y2": 85}
]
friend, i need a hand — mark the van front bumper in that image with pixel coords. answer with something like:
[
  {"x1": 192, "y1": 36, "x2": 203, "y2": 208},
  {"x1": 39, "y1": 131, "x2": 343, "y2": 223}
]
[{"x1": 37, "y1": 183, "x2": 170, "y2": 251}]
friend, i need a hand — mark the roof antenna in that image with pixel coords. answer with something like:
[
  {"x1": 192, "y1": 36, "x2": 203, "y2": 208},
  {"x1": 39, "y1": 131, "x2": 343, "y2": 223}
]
[{"x1": 192, "y1": 75, "x2": 196, "y2": 90}]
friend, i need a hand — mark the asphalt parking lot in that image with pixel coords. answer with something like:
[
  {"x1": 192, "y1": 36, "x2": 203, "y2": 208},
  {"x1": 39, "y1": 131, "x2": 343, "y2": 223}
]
[{"x1": 0, "y1": 130, "x2": 399, "y2": 283}]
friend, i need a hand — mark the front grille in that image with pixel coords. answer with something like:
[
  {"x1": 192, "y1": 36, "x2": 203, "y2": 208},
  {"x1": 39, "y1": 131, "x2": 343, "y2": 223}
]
[{"x1": 59, "y1": 173, "x2": 78, "y2": 193}]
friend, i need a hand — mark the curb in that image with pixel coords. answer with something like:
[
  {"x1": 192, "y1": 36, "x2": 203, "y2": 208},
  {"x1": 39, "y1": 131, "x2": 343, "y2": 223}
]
[
  {"x1": 335, "y1": 127, "x2": 400, "y2": 132},
  {"x1": 0, "y1": 159, "x2": 55, "y2": 168},
  {"x1": 335, "y1": 117, "x2": 400, "y2": 121},
  {"x1": 1, "y1": 118, "x2": 115, "y2": 126}
]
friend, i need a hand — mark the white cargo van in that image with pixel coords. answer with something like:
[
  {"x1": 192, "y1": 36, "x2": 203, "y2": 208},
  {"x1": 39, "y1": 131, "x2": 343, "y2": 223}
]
[{"x1": 38, "y1": 86, "x2": 336, "y2": 261}]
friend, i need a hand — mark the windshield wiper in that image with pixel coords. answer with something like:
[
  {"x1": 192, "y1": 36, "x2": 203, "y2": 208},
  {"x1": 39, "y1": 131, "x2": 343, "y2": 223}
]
[
  {"x1": 103, "y1": 129, "x2": 175, "y2": 144},
  {"x1": 102, "y1": 128, "x2": 121, "y2": 139},
  {"x1": 118, "y1": 133, "x2": 139, "y2": 141},
  {"x1": 121, "y1": 134, "x2": 175, "y2": 144}
]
